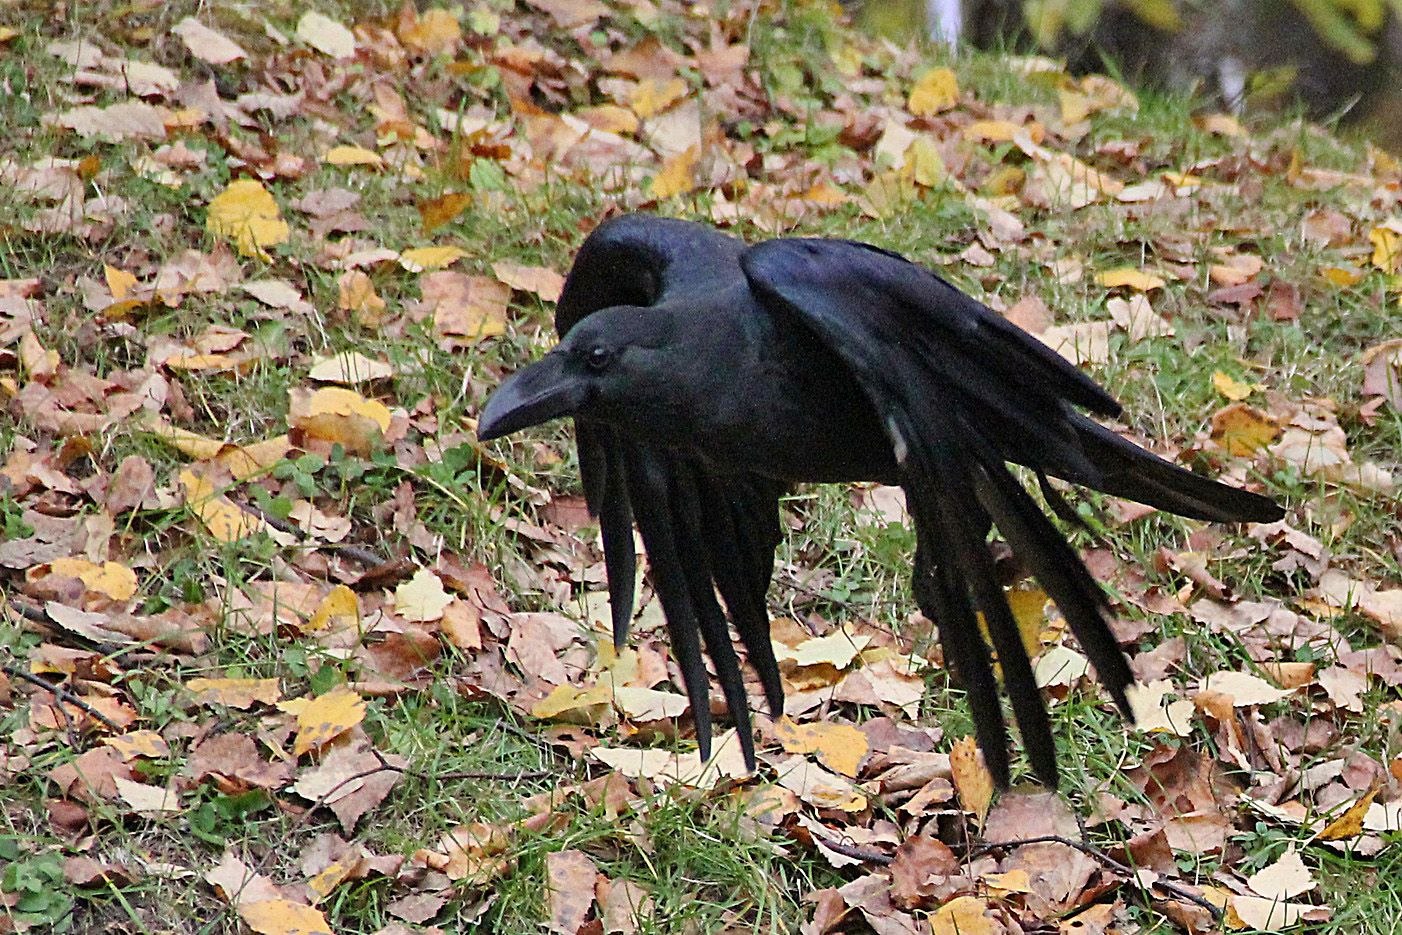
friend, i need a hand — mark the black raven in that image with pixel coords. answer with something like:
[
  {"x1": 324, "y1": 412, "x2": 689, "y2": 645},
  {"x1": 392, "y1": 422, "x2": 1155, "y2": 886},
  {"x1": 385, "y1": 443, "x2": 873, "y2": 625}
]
[{"x1": 478, "y1": 214, "x2": 1283, "y2": 788}]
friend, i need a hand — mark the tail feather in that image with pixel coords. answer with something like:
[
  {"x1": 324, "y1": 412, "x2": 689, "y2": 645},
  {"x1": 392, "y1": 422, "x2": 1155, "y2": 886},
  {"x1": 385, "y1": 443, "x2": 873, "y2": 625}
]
[{"x1": 1072, "y1": 417, "x2": 1283, "y2": 523}]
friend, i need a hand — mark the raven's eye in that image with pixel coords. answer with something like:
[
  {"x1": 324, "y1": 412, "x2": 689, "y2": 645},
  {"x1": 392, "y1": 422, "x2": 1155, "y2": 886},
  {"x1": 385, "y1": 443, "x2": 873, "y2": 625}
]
[{"x1": 586, "y1": 346, "x2": 613, "y2": 372}]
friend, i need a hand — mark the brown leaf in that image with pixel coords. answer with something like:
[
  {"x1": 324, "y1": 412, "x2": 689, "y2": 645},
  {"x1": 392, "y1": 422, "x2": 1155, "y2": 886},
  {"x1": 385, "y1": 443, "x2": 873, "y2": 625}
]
[
  {"x1": 546, "y1": 849, "x2": 598, "y2": 934},
  {"x1": 888, "y1": 835, "x2": 964, "y2": 909},
  {"x1": 950, "y1": 736, "x2": 993, "y2": 825}
]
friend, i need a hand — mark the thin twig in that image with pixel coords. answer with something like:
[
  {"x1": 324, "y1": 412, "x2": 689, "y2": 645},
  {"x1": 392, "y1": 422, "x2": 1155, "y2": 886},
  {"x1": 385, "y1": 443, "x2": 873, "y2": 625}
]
[
  {"x1": 805, "y1": 825, "x2": 893, "y2": 865},
  {"x1": 239, "y1": 501, "x2": 387, "y2": 568},
  {"x1": 968, "y1": 835, "x2": 1222, "y2": 920},
  {"x1": 1, "y1": 661, "x2": 124, "y2": 732},
  {"x1": 369, "y1": 747, "x2": 555, "y2": 783}
]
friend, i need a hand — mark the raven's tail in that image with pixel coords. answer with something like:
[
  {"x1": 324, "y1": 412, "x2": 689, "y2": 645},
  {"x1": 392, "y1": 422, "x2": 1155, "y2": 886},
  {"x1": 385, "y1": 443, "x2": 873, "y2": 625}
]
[{"x1": 1073, "y1": 416, "x2": 1283, "y2": 523}]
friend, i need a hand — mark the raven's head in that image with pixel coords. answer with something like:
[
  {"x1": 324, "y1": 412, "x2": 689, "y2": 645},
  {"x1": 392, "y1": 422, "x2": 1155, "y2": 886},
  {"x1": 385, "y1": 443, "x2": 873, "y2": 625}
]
[{"x1": 476, "y1": 306, "x2": 683, "y2": 441}]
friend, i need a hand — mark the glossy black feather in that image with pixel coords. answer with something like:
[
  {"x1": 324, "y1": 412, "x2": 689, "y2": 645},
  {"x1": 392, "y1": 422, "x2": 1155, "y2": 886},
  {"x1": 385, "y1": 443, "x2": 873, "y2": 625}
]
[{"x1": 481, "y1": 214, "x2": 1284, "y2": 786}]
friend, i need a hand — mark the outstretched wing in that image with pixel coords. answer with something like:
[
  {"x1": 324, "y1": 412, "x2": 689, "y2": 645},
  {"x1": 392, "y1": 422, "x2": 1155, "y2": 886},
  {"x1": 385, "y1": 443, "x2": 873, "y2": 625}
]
[
  {"x1": 740, "y1": 238, "x2": 1150, "y2": 787},
  {"x1": 554, "y1": 215, "x2": 787, "y2": 766}
]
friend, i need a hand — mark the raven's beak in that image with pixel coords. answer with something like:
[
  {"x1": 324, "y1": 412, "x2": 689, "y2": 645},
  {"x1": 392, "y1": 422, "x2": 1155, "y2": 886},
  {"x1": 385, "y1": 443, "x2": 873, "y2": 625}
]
[{"x1": 477, "y1": 353, "x2": 588, "y2": 441}]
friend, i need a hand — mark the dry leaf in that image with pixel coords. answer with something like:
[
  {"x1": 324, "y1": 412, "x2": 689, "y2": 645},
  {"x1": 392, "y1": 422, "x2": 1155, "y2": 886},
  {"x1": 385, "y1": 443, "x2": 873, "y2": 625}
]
[
  {"x1": 206, "y1": 180, "x2": 289, "y2": 259},
  {"x1": 395, "y1": 568, "x2": 453, "y2": 622},
  {"x1": 280, "y1": 687, "x2": 367, "y2": 756},
  {"x1": 773, "y1": 718, "x2": 869, "y2": 777},
  {"x1": 172, "y1": 18, "x2": 247, "y2": 64},
  {"x1": 908, "y1": 67, "x2": 958, "y2": 116},
  {"x1": 950, "y1": 736, "x2": 994, "y2": 825},
  {"x1": 296, "y1": 11, "x2": 356, "y2": 58},
  {"x1": 188, "y1": 677, "x2": 282, "y2": 709}
]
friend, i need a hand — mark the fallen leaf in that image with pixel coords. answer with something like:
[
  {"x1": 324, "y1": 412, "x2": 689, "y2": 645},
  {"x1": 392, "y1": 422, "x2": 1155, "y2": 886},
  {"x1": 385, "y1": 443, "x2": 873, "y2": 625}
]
[
  {"x1": 1212, "y1": 370, "x2": 1256, "y2": 401},
  {"x1": 241, "y1": 899, "x2": 333, "y2": 935},
  {"x1": 908, "y1": 67, "x2": 958, "y2": 116},
  {"x1": 1199, "y1": 670, "x2": 1293, "y2": 706},
  {"x1": 1126, "y1": 680, "x2": 1195, "y2": 736},
  {"x1": 206, "y1": 179, "x2": 289, "y2": 259},
  {"x1": 1247, "y1": 846, "x2": 1316, "y2": 900},
  {"x1": 1096, "y1": 267, "x2": 1166, "y2": 291},
  {"x1": 395, "y1": 568, "x2": 453, "y2": 622},
  {"x1": 773, "y1": 718, "x2": 869, "y2": 777},
  {"x1": 400, "y1": 245, "x2": 468, "y2": 272},
  {"x1": 188, "y1": 677, "x2": 282, "y2": 709},
  {"x1": 296, "y1": 11, "x2": 356, "y2": 59},
  {"x1": 546, "y1": 849, "x2": 597, "y2": 934},
  {"x1": 324, "y1": 145, "x2": 383, "y2": 168},
  {"x1": 281, "y1": 687, "x2": 368, "y2": 756},
  {"x1": 930, "y1": 895, "x2": 999, "y2": 935},
  {"x1": 950, "y1": 736, "x2": 993, "y2": 825},
  {"x1": 492, "y1": 261, "x2": 566, "y2": 302},
  {"x1": 1210, "y1": 403, "x2": 1280, "y2": 456},
  {"x1": 172, "y1": 18, "x2": 247, "y2": 64}
]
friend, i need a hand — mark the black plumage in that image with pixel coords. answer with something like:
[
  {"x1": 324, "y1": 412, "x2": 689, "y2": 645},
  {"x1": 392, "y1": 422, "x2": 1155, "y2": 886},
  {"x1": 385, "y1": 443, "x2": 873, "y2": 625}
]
[{"x1": 478, "y1": 214, "x2": 1283, "y2": 787}]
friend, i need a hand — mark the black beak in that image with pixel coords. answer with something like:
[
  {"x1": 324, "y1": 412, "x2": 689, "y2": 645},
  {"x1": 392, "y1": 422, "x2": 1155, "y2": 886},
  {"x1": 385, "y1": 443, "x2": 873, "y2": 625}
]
[{"x1": 477, "y1": 353, "x2": 589, "y2": 441}]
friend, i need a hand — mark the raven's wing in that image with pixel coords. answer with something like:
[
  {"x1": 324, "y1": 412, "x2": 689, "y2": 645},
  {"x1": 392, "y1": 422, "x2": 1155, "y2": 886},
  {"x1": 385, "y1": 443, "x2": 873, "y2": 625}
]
[
  {"x1": 554, "y1": 215, "x2": 786, "y2": 766},
  {"x1": 741, "y1": 238, "x2": 1274, "y2": 787}
]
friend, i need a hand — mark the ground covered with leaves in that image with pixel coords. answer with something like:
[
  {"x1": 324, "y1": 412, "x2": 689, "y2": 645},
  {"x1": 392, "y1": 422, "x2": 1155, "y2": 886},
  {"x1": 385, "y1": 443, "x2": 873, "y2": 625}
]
[{"x1": 1, "y1": 0, "x2": 1400, "y2": 932}]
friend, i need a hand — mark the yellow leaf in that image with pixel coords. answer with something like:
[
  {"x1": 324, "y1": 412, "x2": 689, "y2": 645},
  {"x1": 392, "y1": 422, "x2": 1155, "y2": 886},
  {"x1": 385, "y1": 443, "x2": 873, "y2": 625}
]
[
  {"x1": 398, "y1": 7, "x2": 461, "y2": 55},
  {"x1": 399, "y1": 245, "x2": 468, "y2": 272},
  {"x1": 1058, "y1": 88, "x2": 1092, "y2": 124},
  {"x1": 930, "y1": 896, "x2": 999, "y2": 935},
  {"x1": 1212, "y1": 370, "x2": 1255, "y2": 401},
  {"x1": 1194, "y1": 112, "x2": 1246, "y2": 137},
  {"x1": 46, "y1": 557, "x2": 138, "y2": 601},
  {"x1": 950, "y1": 735, "x2": 994, "y2": 825},
  {"x1": 206, "y1": 179, "x2": 289, "y2": 259},
  {"x1": 1210, "y1": 403, "x2": 1280, "y2": 456},
  {"x1": 395, "y1": 567, "x2": 452, "y2": 622},
  {"x1": 784, "y1": 628, "x2": 872, "y2": 669},
  {"x1": 282, "y1": 687, "x2": 366, "y2": 756},
  {"x1": 306, "y1": 585, "x2": 358, "y2": 631},
  {"x1": 104, "y1": 264, "x2": 138, "y2": 300},
  {"x1": 774, "y1": 758, "x2": 867, "y2": 811},
  {"x1": 1005, "y1": 588, "x2": 1050, "y2": 655},
  {"x1": 773, "y1": 718, "x2": 869, "y2": 777},
  {"x1": 289, "y1": 387, "x2": 393, "y2": 455},
  {"x1": 240, "y1": 898, "x2": 333, "y2": 935},
  {"x1": 187, "y1": 676, "x2": 282, "y2": 709},
  {"x1": 650, "y1": 145, "x2": 699, "y2": 199},
  {"x1": 907, "y1": 66, "x2": 958, "y2": 116},
  {"x1": 982, "y1": 869, "x2": 1034, "y2": 894},
  {"x1": 18, "y1": 330, "x2": 57, "y2": 378},
  {"x1": 1319, "y1": 264, "x2": 1365, "y2": 287},
  {"x1": 179, "y1": 469, "x2": 264, "y2": 541},
  {"x1": 903, "y1": 136, "x2": 945, "y2": 188},
  {"x1": 308, "y1": 389, "x2": 392, "y2": 434},
  {"x1": 324, "y1": 144, "x2": 382, "y2": 167},
  {"x1": 103, "y1": 729, "x2": 170, "y2": 760},
  {"x1": 1319, "y1": 781, "x2": 1383, "y2": 840},
  {"x1": 337, "y1": 270, "x2": 387, "y2": 323},
  {"x1": 962, "y1": 119, "x2": 1024, "y2": 143},
  {"x1": 630, "y1": 78, "x2": 687, "y2": 118},
  {"x1": 418, "y1": 191, "x2": 471, "y2": 233},
  {"x1": 305, "y1": 855, "x2": 359, "y2": 903},
  {"x1": 531, "y1": 683, "x2": 611, "y2": 721},
  {"x1": 1096, "y1": 267, "x2": 1166, "y2": 291},
  {"x1": 146, "y1": 419, "x2": 224, "y2": 460},
  {"x1": 1369, "y1": 221, "x2": 1402, "y2": 273}
]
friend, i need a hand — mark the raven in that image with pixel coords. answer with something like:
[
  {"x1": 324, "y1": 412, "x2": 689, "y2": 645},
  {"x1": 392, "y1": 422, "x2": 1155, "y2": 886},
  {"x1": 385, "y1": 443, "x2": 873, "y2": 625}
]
[{"x1": 478, "y1": 214, "x2": 1283, "y2": 788}]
